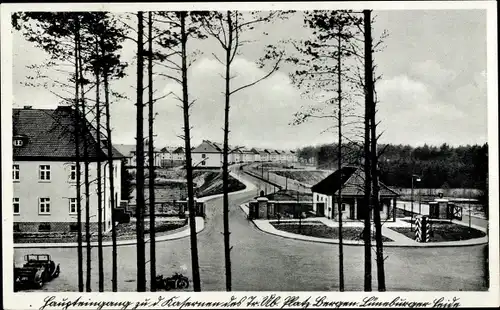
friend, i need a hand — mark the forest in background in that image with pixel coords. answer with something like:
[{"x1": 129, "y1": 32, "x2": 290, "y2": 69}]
[{"x1": 297, "y1": 143, "x2": 488, "y2": 192}]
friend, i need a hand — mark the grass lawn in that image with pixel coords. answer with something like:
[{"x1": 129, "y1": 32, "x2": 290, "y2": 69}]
[
  {"x1": 271, "y1": 221, "x2": 393, "y2": 242},
  {"x1": 389, "y1": 220, "x2": 486, "y2": 242},
  {"x1": 14, "y1": 219, "x2": 187, "y2": 244}
]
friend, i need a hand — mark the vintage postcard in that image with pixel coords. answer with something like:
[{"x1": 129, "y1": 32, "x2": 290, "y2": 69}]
[{"x1": 1, "y1": 1, "x2": 498, "y2": 309}]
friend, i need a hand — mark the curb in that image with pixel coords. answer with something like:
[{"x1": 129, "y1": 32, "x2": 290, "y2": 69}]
[{"x1": 240, "y1": 204, "x2": 489, "y2": 248}]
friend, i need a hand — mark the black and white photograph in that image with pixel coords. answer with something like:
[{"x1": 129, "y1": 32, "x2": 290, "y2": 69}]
[{"x1": 1, "y1": 1, "x2": 498, "y2": 309}]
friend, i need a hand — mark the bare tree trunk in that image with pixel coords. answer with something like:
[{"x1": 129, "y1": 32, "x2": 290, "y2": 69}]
[
  {"x1": 135, "y1": 11, "x2": 147, "y2": 292},
  {"x1": 363, "y1": 9, "x2": 372, "y2": 293},
  {"x1": 77, "y1": 35, "x2": 92, "y2": 293},
  {"x1": 180, "y1": 11, "x2": 201, "y2": 292},
  {"x1": 147, "y1": 11, "x2": 157, "y2": 292},
  {"x1": 336, "y1": 29, "x2": 344, "y2": 292},
  {"x1": 366, "y1": 11, "x2": 386, "y2": 291},
  {"x1": 95, "y1": 39, "x2": 104, "y2": 292},
  {"x1": 102, "y1": 41, "x2": 118, "y2": 292},
  {"x1": 223, "y1": 10, "x2": 233, "y2": 292},
  {"x1": 74, "y1": 23, "x2": 84, "y2": 293}
]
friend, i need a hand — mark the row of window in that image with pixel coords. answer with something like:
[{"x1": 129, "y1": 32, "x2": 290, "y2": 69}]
[
  {"x1": 315, "y1": 194, "x2": 346, "y2": 211},
  {"x1": 13, "y1": 197, "x2": 79, "y2": 215},
  {"x1": 12, "y1": 164, "x2": 117, "y2": 182},
  {"x1": 316, "y1": 194, "x2": 330, "y2": 203}
]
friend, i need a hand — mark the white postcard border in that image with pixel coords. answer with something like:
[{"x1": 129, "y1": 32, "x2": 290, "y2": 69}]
[{"x1": 1, "y1": 1, "x2": 498, "y2": 309}]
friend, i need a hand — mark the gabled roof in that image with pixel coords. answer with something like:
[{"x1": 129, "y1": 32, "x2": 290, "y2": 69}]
[
  {"x1": 229, "y1": 146, "x2": 243, "y2": 154},
  {"x1": 242, "y1": 148, "x2": 254, "y2": 154},
  {"x1": 192, "y1": 140, "x2": 222, "y2": 153},
  {"x1": 249, "y1": 148, "x2": 260, "y2": 154},
  {"x1": 172, "y1": 147, "x2": 185, "y2": 153},
  {"x1": 311, "y1": 166, "x2": 399, "y2": 197},
  {"x1": 13, "y1": 106, "x2": 123, "y2": 160},
  {"x1": 114, "y1": 144, "x2": 135, "y2": 158},
  {"x1": 160, "y1": 146, "x2": 180, "y2": 153}
]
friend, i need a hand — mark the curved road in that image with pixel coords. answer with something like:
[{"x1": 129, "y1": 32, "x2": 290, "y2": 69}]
[{"x1": 14, "y1": 167, "x2": 488, "y2": 292}]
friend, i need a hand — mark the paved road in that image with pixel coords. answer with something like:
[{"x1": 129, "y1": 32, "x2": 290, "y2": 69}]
[{"x1": 14, "y1": 168, "x2": 488, "y2": 291}]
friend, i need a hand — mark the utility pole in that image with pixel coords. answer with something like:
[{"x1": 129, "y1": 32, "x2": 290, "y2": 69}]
[
  {"x1": 411, "y1": 176, "x2": 414, "y2": 231},
  {"x1": 135, "y1": 11, "x2": 147, "y2": 292},
  {"x1": 147, "y1": 11, "x2": 156, "y2": 292}
]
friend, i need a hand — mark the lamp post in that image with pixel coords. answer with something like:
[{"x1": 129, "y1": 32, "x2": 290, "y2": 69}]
[{"x1": 410, "y1": 174, "x2": 421, "y2": 231}]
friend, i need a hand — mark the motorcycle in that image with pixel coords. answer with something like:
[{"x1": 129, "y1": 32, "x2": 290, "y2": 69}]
[{"x1": 155, "y1": 273, "x2": 189, "y2": 290}]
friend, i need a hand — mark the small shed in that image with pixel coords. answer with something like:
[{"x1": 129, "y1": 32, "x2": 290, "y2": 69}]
[{"x1": 429, "y1": 198, "x2": 457, "y2": 220}]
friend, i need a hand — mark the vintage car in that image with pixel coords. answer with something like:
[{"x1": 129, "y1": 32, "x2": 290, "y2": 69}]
[{"x1": 14, "y1": 254, "x2": 60, "y2": 290}]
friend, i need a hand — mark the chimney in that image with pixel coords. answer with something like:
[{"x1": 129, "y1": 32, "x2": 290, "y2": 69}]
[{"x1": 23, "y1": 106, "x2": 32, "y2": 109}]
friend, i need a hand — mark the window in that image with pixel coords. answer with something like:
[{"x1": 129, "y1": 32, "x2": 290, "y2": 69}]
[
  {"x1": 13, "y1": 198, "x2": 20, "y2": 214},
  {"x1": 70, "y1": 165, "x2": 77, "y2": 181},
  {"x1": 13, "y1": 164, "x2": 19, "y2": 181},
  {"x1": 202, "y1": 154, "x2": 206, "y2": 159},
  {"x1": 39, "y1": 165, "x2": 51, "y2": 181},
  {"x1": 341, "y1": 203, "x2": 346, "y2": 211},
  {"x1": 69, "y1": 198, "x2": 77, "y2": 214},
  {"x1": 13, "y1": 139, "x2": 23, "y2": 147},
  {"x1": 39, "y1": 198, "x2": 51, "y2": 214},
  {"x1": 201, "y1": 161, "x2": 206, "y2": 166}
]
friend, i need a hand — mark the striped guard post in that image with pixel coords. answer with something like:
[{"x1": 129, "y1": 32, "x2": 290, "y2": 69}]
[
  {"x1": 425, "y1": 218, "x2": 431, "y2": 242},
  {"x1": 415, "y1": 216, "x2": 423, "y2": 242}
]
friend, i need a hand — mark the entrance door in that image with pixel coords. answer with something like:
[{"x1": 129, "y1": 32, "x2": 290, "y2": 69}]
[
  {"x1": 317, "y1": 203, "x2": 325, "y2": 217},
  {"x1": 349, "y1": 201, "x2": 355, "y2": 219},
  {"x1": 357, "y1": 199, "x2": 364, "y2": 220},
  {"x1": 429, "y1": 203, "x2": 439, "y2": 219}
]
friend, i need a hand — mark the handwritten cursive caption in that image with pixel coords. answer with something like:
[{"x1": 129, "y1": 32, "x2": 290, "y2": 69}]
[{"x1": 39, "y1": 294, "x2": 461, "y2": 310}]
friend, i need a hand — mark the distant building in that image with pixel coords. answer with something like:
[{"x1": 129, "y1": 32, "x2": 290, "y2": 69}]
[
  {"x1": 192, "y1": 140, "x2": 223, "y2": 168},
  {"x1": 12, "y1": 106, "x2": 124, "y2": 233},
  {"x1": 115, "y1": 144, "x2": 163, "y2": 167},
  {"x1": 172, "y1": 147, "x2": 185, "y2": 161},
  {"x1": 279, "y1": 150, "x2": 288, "y2": 162},
  {"x1": 242, "y1": 148, "x2": 256, "y2": 162},
  {"x1": 250, "y1": 148, "x2": 261, "y2": 162},
  {"x1": 258, "y1": 149, "x2": 271, "y2": 162},
  {"x1": 231, "y1": 148, "x2": 243, "y2": 163},
  {"x1": 270, "y1": 150, "x2": 280, "y2": 162},
  {"x1": 114, "y1": 144, "x2": 135, "y2": 167}
]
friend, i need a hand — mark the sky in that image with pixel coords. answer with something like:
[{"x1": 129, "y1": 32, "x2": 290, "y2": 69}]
[{"x1": 11, "y1": 9, "x2": 489, "y2": 150}]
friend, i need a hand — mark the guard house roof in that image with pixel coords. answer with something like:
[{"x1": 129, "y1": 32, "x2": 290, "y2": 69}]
[{"x1": 311, "y1": 166, "x2": 399, "y2": 197}]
